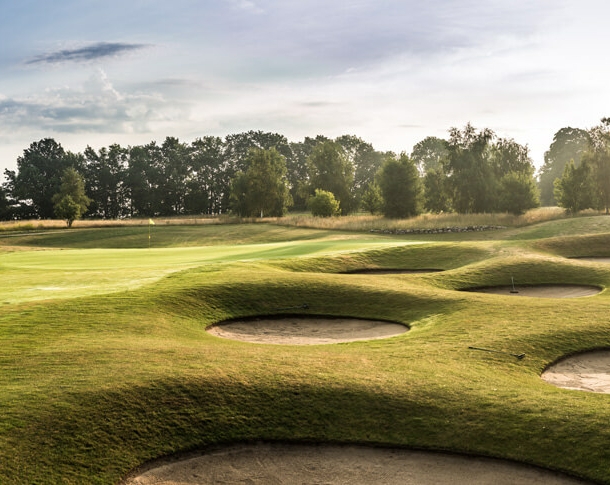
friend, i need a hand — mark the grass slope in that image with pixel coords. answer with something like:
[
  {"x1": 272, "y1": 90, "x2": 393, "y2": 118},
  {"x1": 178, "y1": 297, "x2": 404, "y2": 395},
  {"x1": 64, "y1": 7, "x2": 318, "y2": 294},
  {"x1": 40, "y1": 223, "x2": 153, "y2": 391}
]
[{"x1": 1, "y1": 216, "x2": 610, "y2": 483}]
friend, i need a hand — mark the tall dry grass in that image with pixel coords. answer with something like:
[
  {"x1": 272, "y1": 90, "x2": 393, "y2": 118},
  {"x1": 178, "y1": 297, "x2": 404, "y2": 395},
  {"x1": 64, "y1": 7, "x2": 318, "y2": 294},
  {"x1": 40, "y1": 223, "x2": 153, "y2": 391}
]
[
  {"x1": 276, "y1": 207, "x2": 568, "y2": 232},
  {"x1": 0, "y1": 207, "x2": 577, "y2": 233}
]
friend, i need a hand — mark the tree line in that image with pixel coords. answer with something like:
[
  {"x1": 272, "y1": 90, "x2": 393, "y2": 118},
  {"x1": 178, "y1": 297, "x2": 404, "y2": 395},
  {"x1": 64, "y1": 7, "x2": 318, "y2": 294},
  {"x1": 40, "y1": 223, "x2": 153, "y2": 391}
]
[{"x1": 1, "y1": 121, "x2": 609, "y2": 224}]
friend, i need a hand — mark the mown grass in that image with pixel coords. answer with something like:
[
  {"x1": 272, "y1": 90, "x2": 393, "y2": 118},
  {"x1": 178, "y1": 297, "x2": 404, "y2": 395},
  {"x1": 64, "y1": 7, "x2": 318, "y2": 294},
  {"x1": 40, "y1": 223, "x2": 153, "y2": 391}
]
[{"x1": 1, "y1": 214, "x2": 610, "y2": 483}]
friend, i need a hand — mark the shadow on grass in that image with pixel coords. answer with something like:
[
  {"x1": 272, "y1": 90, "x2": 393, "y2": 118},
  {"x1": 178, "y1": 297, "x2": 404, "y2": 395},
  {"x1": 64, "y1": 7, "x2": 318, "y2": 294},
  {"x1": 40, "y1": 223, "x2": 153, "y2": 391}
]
[{"x1": 5, "y1": 376, "x2": 606, "y2": 484}]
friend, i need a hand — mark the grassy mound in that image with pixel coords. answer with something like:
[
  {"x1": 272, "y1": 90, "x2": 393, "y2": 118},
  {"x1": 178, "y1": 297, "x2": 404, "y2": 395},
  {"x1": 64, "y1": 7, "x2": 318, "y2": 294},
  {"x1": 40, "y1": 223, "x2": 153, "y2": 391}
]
[{"x1": 1, "y1": 215, "x2": 610, "y2": 483}]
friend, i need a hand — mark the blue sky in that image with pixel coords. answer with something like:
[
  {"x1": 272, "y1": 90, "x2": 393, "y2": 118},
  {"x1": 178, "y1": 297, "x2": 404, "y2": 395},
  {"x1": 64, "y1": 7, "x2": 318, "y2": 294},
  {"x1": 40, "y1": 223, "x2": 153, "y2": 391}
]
[{"x1": 1, "y1": 0, "x2": 609, "y2": 175}]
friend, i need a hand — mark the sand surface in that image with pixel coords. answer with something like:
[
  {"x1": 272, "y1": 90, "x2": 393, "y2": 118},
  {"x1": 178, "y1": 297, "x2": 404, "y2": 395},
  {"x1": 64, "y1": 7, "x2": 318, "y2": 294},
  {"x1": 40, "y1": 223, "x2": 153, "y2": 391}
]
[
  {"x1": 124, "y1": 443, "x2": 590, "y2": 484},
  {"x1": 468, "y1": 285, "x2": 601, "y2": 298},
  {"x1": 542, "y1": 350, "x2": 610, "y2": 393},
  {"x1": 207, "y1": 317, "x2": 408, "y2": 344}
]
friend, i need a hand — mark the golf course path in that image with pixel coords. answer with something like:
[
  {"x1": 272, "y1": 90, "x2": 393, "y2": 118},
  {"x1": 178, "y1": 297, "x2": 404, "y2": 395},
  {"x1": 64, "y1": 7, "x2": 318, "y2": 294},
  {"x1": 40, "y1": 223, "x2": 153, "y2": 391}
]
[
  {"x1": 542, "y1": 350, "x2": 610, "y2": 393},
  {"x1": 124, "y1": 443, "x2": 590, "y2": 484}
]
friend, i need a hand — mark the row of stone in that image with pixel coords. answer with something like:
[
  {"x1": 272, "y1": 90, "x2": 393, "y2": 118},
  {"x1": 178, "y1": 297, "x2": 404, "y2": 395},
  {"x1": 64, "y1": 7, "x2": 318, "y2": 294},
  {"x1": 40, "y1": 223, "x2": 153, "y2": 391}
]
[{"x1": 370, "y1": 225, "x2": 507, "y2": 234}]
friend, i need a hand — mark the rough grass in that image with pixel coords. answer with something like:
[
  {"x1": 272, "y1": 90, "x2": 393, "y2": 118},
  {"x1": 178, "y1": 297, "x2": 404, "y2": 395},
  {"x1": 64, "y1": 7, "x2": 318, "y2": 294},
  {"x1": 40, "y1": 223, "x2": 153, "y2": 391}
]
[{"x1": 1, "y1": 214, "x2": 610, "y2": 483}]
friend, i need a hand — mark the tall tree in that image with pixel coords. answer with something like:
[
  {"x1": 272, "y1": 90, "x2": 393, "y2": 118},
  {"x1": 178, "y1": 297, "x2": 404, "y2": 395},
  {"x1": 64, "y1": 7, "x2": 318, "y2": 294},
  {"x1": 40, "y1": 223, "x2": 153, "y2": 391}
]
[
  {"x1": 583, "y1": 119, "x2": 610, "y2": 214},
  {"x1": 84, "y1": 144, "x2": 129, "y2": 219},
  {"x1": 335, "y1": 134, "x2": 386, "y2": 201},
  {"x1": 7, "y1": 138, "x2": 84, "y2": 218},
  {"x1": 307, "y1": 141, "x2": 355, "y2": 215},
  {"x1": 444, "y1": 124, "x2": 495, "y2": 213},
  {"x1": 553, "y1": 159, "x2": 594, "y2": 214},
  {"x1": 126, "y1": 143, "x2": 161, "y2": 217},
  {"x1": 411, "y1": 136, "x2": 448, "y2": 175},
  {"x1": 158, "y1": 137, "x2": 190, "y2": 215},
  {"x1": 360, "y1": 182, "x2": 383, "y2": 215},
  {"x1": 0, "y1": 185, "x2": 12, "y2": 220},
  {"x1": 287, "y1": 136, "x2": 329, "y2": 210},
  {"x1": 491, "y1": 138, "x2": 539, "y2": 214},
  {"x1": 188, "y1": 136, "x2": 226, "y2": 215},
  {"x1": 377, "y1": 153, "x2": 423, "y2": 218},
  {"x1": 496, "y1": 171, "x2": 540, "y2": 215},
  {"x1": 229, "y1": 148, "x2": 292, "y2": 217},
  {"x1": 52, "y1": 167, "x2": 91, "y2": 227},
  {"x1": 423, "y1": 167, "x2": 451, "y2": 213},
  {"x1": 538, "y1": 127, "x2": 589, "y2": 206}
]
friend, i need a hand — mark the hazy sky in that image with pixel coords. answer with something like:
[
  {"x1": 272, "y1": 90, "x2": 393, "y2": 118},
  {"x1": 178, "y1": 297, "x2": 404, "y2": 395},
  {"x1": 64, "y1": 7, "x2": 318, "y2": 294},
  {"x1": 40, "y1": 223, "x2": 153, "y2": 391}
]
[{"x1": 1, "y1": 0, "x2": 609, "y2": 175}]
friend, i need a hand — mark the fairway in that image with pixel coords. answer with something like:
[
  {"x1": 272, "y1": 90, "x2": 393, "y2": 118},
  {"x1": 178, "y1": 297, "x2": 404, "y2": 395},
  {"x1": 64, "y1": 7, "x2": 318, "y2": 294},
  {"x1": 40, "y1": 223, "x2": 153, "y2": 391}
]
[
  {"x1": 1, "y1": 215, "x2": 610, "y2": 484},
  {"x1": 0, "y1": 235, "x2": 417, "y2": 304}
]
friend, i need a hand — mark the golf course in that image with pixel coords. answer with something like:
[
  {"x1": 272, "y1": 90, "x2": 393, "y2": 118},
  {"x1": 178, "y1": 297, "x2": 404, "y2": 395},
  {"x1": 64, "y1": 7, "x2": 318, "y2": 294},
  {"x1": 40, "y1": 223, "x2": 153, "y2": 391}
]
[{"x1": 1, "y1": 212, "x2": 610, "y2": 483}]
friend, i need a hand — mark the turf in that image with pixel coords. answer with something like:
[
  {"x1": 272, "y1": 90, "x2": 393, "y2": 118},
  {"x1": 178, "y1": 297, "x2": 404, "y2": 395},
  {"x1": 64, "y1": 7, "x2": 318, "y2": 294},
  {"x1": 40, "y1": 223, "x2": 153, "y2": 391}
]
[{"x1": 1, "y1": 215, "x2": 610, "y2": 483}]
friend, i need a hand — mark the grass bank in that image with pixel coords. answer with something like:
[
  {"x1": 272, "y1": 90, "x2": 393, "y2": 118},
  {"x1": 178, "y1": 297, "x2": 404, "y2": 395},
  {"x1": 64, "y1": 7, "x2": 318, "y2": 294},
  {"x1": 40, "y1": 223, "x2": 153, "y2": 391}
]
[{"x1": 0, "y1": 214, "x2": 609, "y2": 483}]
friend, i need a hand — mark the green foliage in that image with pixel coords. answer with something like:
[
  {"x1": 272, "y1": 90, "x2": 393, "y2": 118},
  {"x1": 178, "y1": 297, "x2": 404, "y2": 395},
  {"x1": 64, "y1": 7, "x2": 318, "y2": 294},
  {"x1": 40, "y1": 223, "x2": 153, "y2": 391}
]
[
  {"x1": 444, "y1": 124, "x2": 496, "y2": 213},
  {"x1": 7, "y1": 138, "x2": 84, "y2": 219},
  {"x1": 443, "y1": 124, "x2": 538, "y2": 215},
  {"x1": 360, "y1": 183, "x2": 383, "y2": 214},
  {"x1": 377, "y1": 153, "x2": 423, "y2": 218},
  {"x1": 335, "y1": 134, "x2": 387, "y2": 199},
  {"x1": 53, "y1": 195, "x2": 81, "y2": 228},
  {"x1": 423, "y1": 167, "x2": 451, "y2": 213},
  {"x1": 307, "y1": 141, "x2": 355, "y2": 215},
  {"x1": 583, "y1": 121, "x2": 610, "y2": 214},
  {"x1": 496, "y1": 171, "x2": 540, "y2": 215},
  {"x1": 52, "y1": 168, "x2": 91, "y2": 227},
  {"x1": 538, "y1": 127, "x2": 589, "y2": 206},
  {"x1": 410, "y1": 136, "x2": 448, "y2": 174},
  {"x1": 0, "y1": 185, "x2": 12, "y2": 220},
  {"x1": 308, "y1": 189, "x2": 340, "y2": 217},
  {"x1": 553, "y1": 159, "x2": 594, "y2": 214},
  {"x1": 229, "y1": 148, "x2": 292, "y2": 217}
]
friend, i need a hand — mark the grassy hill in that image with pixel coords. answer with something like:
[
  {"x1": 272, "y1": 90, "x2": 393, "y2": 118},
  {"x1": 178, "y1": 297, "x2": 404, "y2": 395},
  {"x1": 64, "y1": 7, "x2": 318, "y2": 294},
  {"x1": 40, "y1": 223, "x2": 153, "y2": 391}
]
[{"x1": 1, "y1": 212, "x2": 610, "y2": 483}]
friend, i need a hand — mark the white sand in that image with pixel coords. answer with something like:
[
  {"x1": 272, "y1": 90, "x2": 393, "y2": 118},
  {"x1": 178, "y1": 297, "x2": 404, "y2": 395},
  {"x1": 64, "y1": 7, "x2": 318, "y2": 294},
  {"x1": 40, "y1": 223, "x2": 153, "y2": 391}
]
[
  {"x1": 542, "y1": 350, "x2": 610, "y2": 393},
  {"x1": 207, "y1": 317, "x2": 408, "y2": 345},
  {"x1": 124, "y1": 443, "x2": 589, "y2": 484},
  {"x1": 469, "y1": 285, "x2": 601, "y2": 298}
]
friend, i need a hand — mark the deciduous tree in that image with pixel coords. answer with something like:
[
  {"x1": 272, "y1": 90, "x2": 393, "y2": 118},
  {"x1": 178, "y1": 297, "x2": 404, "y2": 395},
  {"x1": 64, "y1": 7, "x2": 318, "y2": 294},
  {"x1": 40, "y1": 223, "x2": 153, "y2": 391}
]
[
  {"x1": 8, "y1": 138, "x2": 84, "y2": 218},
  {"x1": 444, "y1": 124, "x2": 495, "y2": 213},
  {"x1": 538, "y1": 127, "x2": 588, "y2": 206},
  {"x1": 377, "y1": 153, "x2": 422, "y2": 218},
  {"x1": 553, "y1": 159, "x2": 594, "y2": 214},
  {"x1": 583, "y1": 120, "x2": 610, "y2": 214},
  {"x1": 307, "y1": 141, "x2": 355, "y2": 215},
  {"x1": 229, "y1": 148, "x2": 292, "y2": 217},
  {"x1": 411, "y1": 136, "x2": 448, "y2": 175},
  {"x1": 52, "y1": 167, "x2": 91, "y2": 227}
]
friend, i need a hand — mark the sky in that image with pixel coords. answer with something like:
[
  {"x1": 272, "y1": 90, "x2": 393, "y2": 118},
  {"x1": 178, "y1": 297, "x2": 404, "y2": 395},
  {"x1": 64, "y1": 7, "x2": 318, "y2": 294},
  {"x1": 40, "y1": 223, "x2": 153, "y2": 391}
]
[{"x1": 1, "y1": 0, "x2": 610, "y2": 177}]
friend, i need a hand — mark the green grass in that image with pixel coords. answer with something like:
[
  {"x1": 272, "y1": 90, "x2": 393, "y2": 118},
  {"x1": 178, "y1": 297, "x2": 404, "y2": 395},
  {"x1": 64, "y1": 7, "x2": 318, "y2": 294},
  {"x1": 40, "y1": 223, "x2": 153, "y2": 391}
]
[{"x1": 1, "y1": 215, "x2": 610, "y2": 483}]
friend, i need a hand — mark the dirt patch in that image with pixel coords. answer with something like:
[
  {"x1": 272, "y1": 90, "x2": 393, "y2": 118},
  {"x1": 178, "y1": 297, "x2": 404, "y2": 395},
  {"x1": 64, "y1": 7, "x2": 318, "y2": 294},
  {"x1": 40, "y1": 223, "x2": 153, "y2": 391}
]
[
  {"x1": 542, "y1": 350, "x2": 610, "y2": 393},
  {"x1": 207, "y1": 317, "x2": 407, "y2": 345},
  {"x1": 466, "y1": 285, "x2": 601, "y2": 298},
  {"x1": 124, "y1": 443, "x2": 590, "y2": 484}
]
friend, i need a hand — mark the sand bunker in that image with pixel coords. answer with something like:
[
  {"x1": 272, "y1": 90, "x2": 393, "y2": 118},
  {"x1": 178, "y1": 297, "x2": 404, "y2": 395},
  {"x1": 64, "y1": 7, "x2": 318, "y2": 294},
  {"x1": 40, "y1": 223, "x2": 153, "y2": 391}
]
[
  {"x1": 124, "y1": 443, "x2": 590, "y2": 484},
  {"x1": 345, "y1": 268, "x2": 442, "y2": 275},
  {"x1": 207, "y1": 317, "x2": 407, "y2": 344},
  {"x1": 542, "y1": 350, "x2": 610, "y2": 393},
  {"x1": 467, "y1": 285, "x2": 601, "y2": 298}
]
